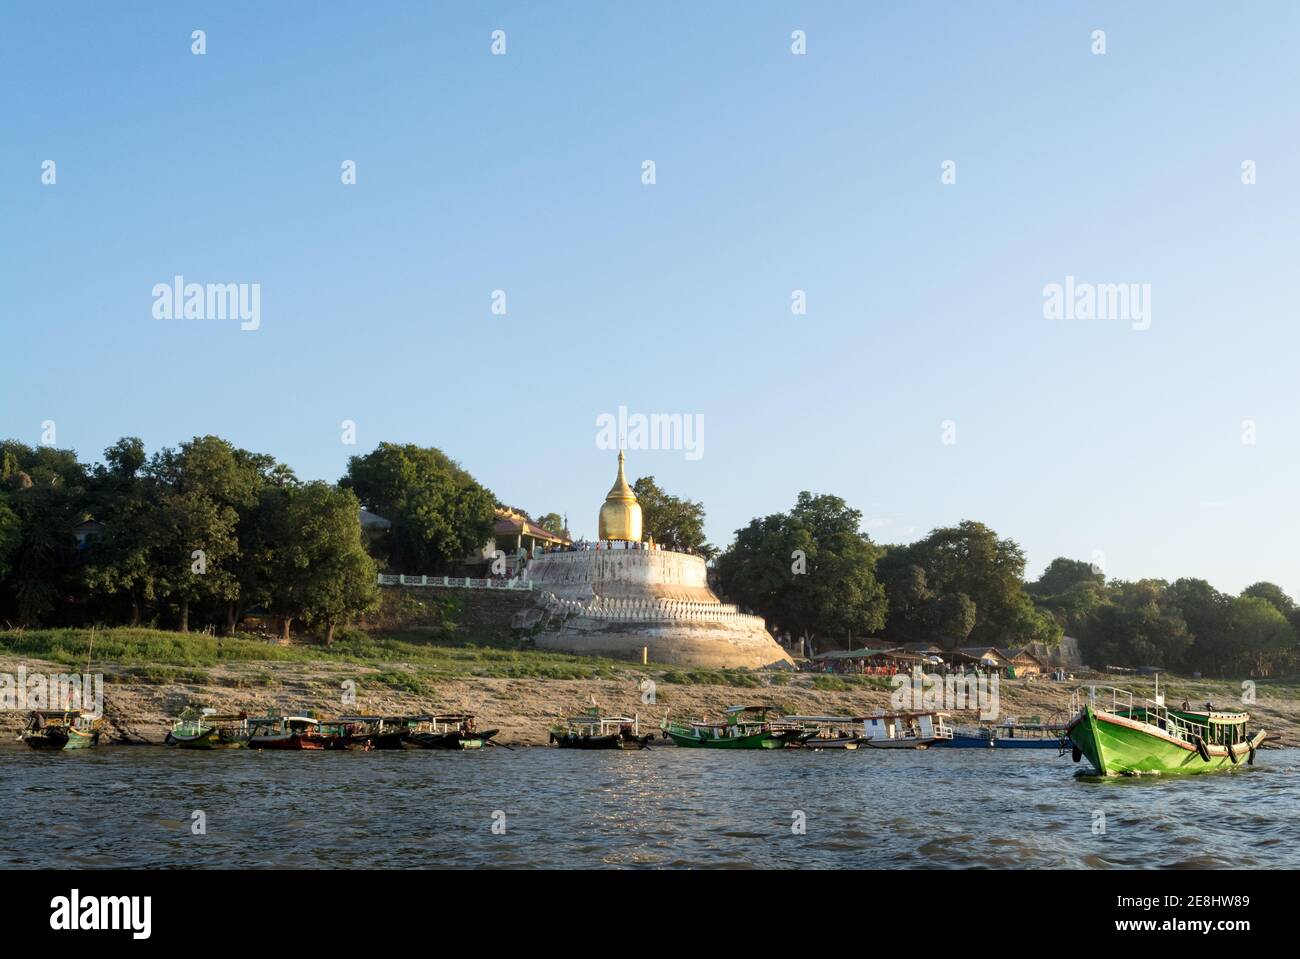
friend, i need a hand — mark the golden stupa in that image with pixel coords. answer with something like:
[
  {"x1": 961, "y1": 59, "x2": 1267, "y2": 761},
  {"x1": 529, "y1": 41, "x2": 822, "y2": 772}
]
[{"x1": 597, "y1": 451, "x2": 642, "y2": 541}]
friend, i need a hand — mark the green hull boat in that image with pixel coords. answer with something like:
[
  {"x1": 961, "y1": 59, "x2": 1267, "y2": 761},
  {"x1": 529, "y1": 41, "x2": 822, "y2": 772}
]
[
  {"x1": 663, "y1": 725, "x2": 784, "y2": 748},
  {"x1": 20, "y1": 711, "x2": 103, "y2": 750},
  {"x1": 1067, "y1": 687, "x2": 1265, "y2": 777},
  {"x1": 661, "y1": 705, "x2": 799, "y2": 749}
]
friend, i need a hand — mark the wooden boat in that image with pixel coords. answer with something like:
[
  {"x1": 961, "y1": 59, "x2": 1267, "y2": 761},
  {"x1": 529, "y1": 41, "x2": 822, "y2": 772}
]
[
  {"x1": 660, "y1": 705, "x2": 802, "y2": 749},
  {"x1": 337, "y1": 715, "x2": 418, "y2": 750},
  {"x1": 165, "y1": 710, "x2": 250, "y2": 749},
  {"x1": 245, "y1": 716, "x2": 338, "y2": 750},
  {"x1": 20, "y1": 710, "x2": 103, "y2": 750},
  {"x1": 408, "y1": 714, "x2": 499, "y2": 750},
  {"x1": 550, "y1": 709, "x2": 652, "y2": 749},
  {"x1": 1066, "y1": 684, "x2": 1266, "y2": 776},
  {"x1": 783, "y1": 716, "x2": 862, "y2": 749},
  {"x1": 935, "y1": 718, "x2": 1067, "y2": 749},
  {"x1": 856, "y1": 710, "x2": 953, "y2": 749}
]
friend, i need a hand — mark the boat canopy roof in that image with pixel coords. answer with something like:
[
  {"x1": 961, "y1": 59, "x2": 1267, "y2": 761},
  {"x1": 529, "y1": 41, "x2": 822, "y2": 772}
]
[
  {"x1": 1176, "y1": 709, "x2": 1249, "y2": 724},
  {"x1": 784, "y1": 715, "x2": 857, "y2": 724}
]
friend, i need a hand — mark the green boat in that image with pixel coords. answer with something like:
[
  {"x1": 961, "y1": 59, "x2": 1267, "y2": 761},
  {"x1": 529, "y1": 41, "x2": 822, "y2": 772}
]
[
  {"x1": 20, "y1": 710, "x2": 103, "y2": 750},
  {"x1": 165, "y1": 710, "x2": 250, "y2": 748},
  {"x1": 1066, "y1": 684, "x2": 1266, "y2": 776},
  {"x1": 661, "y1": 705, "x2": 805, "y2": 749}
]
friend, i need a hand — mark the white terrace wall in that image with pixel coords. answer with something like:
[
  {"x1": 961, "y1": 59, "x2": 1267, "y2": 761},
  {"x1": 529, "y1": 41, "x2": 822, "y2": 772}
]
[{"x1": 524, "y1": 548, "x2": 716, "y2": 603}]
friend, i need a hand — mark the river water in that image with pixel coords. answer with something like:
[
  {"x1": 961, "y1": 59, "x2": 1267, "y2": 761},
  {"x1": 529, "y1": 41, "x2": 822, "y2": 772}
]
[{"x1": 3, "y1": 745, "x2": 1297, "y2": 869}]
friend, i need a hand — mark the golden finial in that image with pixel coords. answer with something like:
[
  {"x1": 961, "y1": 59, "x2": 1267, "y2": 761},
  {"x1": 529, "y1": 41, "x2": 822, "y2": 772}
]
[{"x1": 598, "y1": 451, "x2": 642, "y2": 541}]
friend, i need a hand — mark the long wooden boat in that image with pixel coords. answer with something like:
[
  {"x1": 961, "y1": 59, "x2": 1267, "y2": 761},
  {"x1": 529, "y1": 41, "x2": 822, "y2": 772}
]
[
  {"x1": 661, "y1": 705, "x2": 801, "y2": 749},
  {"x1": 20, "y1": 710, "x2": 103, "y2": 750},
  {"x1": 1066, "y1": 685, "x2": 1265, "y2": 776},
  {"x1": 783, "y1": 716, "x2": 862, "y2": 749},
  {"x1": 550, "y1": 709, "x2": 652, "y2": 749},
  {"x1": 934, "y1": 719, "x2": 1067, "y2": 750},
  {"x1": 408, "y1": 714, "x2": 499, "y2": 750},
  {"x1": 338, "y1": 715, "x2": 421, "y2": 750},
  {"x1": 165, "y1": 711, "x2": 250, "y2": 749},
  {"x1": 245, "y1": 716, "x2": 337, "y2": 750}
]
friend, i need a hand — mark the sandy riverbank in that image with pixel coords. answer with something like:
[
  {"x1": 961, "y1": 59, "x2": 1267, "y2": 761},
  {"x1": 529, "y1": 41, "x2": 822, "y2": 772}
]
[{"x1": 4, "y1": 650, "x2": 1298, "y2": 747}]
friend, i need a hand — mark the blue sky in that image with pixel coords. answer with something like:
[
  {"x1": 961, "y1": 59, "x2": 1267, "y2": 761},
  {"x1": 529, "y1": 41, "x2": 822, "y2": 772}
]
[{"x1": 3, "y1": 2, "x2": 1297, "y2": 596}]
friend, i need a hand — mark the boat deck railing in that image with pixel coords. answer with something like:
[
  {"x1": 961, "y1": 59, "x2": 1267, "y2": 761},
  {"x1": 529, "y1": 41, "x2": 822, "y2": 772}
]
[{"x1": 1074, "y1": 686, "x2": 1216, "y2": 746}]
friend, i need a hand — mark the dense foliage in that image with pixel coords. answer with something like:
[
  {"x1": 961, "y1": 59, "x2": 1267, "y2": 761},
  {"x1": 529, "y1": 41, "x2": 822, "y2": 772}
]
[
  {"x1": 715, "y1": 493, "x2": 888, "y2": 651},
  {"x1": 3, "y1": 433, "x2": 1295, "y2": 675},
  {"x1": 631, "y1": 476, "x2": 714, "y2": 558},
  {"x1": 716, "y1": 493, "x2": 1296, "y2": 675},
  {"x1": 0, "y1": 437, "x2": 378, "y2": 642},
  {"x1": 341, "y1": 443, "x2": 495, "y2": 573}
]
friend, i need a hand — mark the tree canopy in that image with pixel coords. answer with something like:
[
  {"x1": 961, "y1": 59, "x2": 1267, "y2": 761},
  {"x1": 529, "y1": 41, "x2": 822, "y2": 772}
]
[
  {"x1": 341, "y1": 443, "x2": 496, "y2": 573},
  {"x1": 715, "y1": 492, "x2": 887, "y2": 653},
  {"x1": 631, "y1": 476, "x2": 713, "y2": 558}
]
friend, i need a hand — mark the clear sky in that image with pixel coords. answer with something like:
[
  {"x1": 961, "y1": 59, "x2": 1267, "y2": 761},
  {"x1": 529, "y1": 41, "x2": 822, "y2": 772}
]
[{"x1": 3, "y1": 2, "x2": 1297, "y2": 597}]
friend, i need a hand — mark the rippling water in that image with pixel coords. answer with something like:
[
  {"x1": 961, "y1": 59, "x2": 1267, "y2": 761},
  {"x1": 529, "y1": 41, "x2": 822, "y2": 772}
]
[{"x1": 3, "y1": 745, "x2": 1297, "y2": 868}]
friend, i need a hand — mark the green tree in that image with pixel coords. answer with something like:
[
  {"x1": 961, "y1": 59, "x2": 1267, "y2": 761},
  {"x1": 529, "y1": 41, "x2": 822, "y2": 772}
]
[
  {"x1": 341, "y1": 443, "x2": 496, "y2": 573},
  {"x1": 82, "y1": 438, "x2": 161, "y2": 626},
  {"x1": 1028, "y1": 557, "x2": 1105, "y2": 598},
  {"x1": 1241, "y1": 582, "x2": 1296, "y2": 617},
  {"x1": 715, "y1": 492, "x2": 887, "y2": 653},
  {"x1": 0, "y1": 440, "x2": 87, "y2": 625},
  {"x1": 879, "y1": 522, "x2": 1059, "y2": 647},
  {"x1": 146, "y1": 436, "x2": 260, "y2": 631},
  {"x1": 0, "y1": 493, "x2": 20, "y2": 585},
  {"x1": 631, "y1": 476, "x2": 713, "y2": 558},
  {"x1": 262, "y1": 482, "x2": 378, "y2": 643},
  {"x1": 1222, "y1": 596, "x2": 1295, "y2": 677},
  {"x1": 534, "y1": 512, "x2": 569, "y2": 539}
]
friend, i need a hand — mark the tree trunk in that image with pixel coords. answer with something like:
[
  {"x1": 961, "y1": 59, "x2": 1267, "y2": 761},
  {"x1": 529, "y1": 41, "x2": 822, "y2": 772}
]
[
  {"x1": 130, "y1": 596, "x2": 141, "y2": 627},
  {"x1": 179, "y1": 599, "x2": 189, "y2": 633},
  {"x1": 324, "y1": 622, "x2": 335, "y2": 647},
  {"x1": 280, "y1": 616, "x2": 292, "y2": 642},
  {"x1": 225, "y1": 603, "x2": 237, "y2": 636}
]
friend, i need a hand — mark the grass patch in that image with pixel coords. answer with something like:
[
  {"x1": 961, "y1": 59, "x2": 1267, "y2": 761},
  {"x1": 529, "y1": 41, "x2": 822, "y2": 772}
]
[
  {"x1": 659, "y1": 668, "x2": 764, "y2": 688},
  {"x1": 0, "y1": 627, "x2": 649, "y2": 683},
  {"x1": 810, "y1": 674, "x2": 852, "y2": 691}
]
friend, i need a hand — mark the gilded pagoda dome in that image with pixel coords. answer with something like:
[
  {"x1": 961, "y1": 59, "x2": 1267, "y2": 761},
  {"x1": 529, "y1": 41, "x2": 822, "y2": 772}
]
[{"x1": 597, "y1": 451, "x2": 642, "y2": 542}]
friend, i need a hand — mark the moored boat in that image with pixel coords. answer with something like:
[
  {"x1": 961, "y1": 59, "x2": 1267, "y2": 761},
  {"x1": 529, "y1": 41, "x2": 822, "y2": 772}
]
[
  {"x1": 1066, "y1": 684, "x2": 1266, "y2": 776},
  {"x1": 245, "y1": 715, "x2": 337, "y2": 750},
  {"x1": 408, "y1": 714, "x2": 499, "y2": 750},
  {"x1": 20, "y1": 710, "x2": 103, "y2": 750},
  {"x1": 337, "y1": 715, "x2": 418, "y2": 750},
  {"x1": 935, "y1": 718, "x2": 1068, "y2": 750},
  {"x1": 856, "y1": 710, "x2": 953, "y2": 749},
  {"x1": 783, "y1": 716, "x2": 862, "y2": 749},
  {"x1": 550, "y1": 709, "x2": 652, "y2": 749},
  {"x1": 165, "y1": 710, "x2": 250, "y2": 749},
  {"x1": 660, "y1": 705, "x2": 800, "y2": 749}
]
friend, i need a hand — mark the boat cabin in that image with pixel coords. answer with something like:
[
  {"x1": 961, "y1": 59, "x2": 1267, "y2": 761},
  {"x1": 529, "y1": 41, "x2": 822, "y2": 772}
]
[{"x1": 858, "y1": 710, "x2": 953, "y2": 744}]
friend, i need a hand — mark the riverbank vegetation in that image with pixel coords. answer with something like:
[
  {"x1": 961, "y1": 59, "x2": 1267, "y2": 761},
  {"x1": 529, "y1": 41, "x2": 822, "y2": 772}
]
[{"x1": 2, "y1": 434, "x2": 1297, "y2": 677}]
